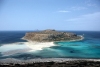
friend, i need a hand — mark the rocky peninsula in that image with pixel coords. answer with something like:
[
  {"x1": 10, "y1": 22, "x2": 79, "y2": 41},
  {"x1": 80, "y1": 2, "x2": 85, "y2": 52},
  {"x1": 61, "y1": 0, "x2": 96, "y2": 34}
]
[{"x1": 22, "y1": 29, "x2": 83, "y2": 42}]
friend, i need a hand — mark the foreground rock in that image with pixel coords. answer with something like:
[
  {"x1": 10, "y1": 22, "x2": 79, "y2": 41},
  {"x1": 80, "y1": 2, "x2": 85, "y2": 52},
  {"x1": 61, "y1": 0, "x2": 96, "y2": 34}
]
[
  {"x1": 22, "y1": 29, "x2": 83, "y2": 42},
  {"x1": 0, "y1": 59, "x2": 100, "y2": 67},
  {"x1": 0, "y1": 61, "x2": 100, "y2": 67}
]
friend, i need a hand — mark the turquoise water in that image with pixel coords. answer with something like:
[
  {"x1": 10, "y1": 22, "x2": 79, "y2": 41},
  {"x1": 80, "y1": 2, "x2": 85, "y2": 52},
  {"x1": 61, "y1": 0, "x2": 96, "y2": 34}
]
[{"x1": 0, "y1": 31, "x2": 100, "y2": 59}]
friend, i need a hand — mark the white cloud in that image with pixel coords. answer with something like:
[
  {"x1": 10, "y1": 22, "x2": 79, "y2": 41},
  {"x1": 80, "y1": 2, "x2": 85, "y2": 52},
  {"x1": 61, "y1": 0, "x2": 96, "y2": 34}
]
[
  {"x1": 71, "y1": 6, "x2": 87, "y2": 10},
  {"x1": 58, "y1": 10, "x2": 70, "y2": 13},
  {"x1": 58, "y1": 6, "x2": 87, "y2": 13},
  {"x1": 65, "y1": 12, "x2": 100, "y2": 31},
  {"x1": 66, "y1": 12, "x2": 100, "y2": 22}
]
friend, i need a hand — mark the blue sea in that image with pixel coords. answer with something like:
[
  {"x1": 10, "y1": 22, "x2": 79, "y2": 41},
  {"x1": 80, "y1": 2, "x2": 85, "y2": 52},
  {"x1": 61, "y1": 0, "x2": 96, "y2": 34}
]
[{"x1": 0, "y1": 31, "x2": 100, "y2": 60}]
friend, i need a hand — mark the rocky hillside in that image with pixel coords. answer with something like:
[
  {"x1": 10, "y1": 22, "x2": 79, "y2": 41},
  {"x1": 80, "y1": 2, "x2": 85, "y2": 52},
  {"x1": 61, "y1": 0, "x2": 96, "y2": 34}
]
[{"x1": 22, "y1": 29, "x2": 83, "y2": 42}]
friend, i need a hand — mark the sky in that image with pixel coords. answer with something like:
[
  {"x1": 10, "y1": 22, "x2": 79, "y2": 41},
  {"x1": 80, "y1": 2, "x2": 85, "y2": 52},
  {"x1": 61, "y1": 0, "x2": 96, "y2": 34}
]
[{"x1": 0, "y1": 0, "x2": 100, "y2": 31}]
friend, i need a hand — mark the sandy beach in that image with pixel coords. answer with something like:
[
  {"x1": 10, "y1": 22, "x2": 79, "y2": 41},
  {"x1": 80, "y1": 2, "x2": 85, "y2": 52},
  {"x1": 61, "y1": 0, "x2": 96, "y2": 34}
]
[
  {"x1": 25, "y1": 42, "x2": 56, "y2": 51},
  {"x1": 0, "y1": 42, "x2": 57, "y2": 56}
]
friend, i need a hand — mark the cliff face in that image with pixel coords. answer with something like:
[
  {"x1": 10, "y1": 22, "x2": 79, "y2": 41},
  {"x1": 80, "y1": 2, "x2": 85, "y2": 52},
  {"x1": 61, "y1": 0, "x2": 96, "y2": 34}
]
[{"x1": 22, "y1": 29, "x2": 82, "y2": 42}]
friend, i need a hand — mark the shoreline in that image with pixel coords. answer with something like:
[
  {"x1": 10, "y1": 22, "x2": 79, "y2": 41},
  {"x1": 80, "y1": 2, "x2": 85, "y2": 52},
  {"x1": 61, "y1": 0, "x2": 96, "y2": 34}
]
[
  {"x1": 0, "y1": 58, "x2": 100, "y2": 64},
  {"x1": 53, "y1": 35, "x2": 84, "y2": 43},
  {"x1": 0, "y1": 36, "x2": 84, "y2": 57},
  {"x1": 25, "y1": 42, "x2": 55, "y2": 51},
  {"x1": 0, "y1": 35, "x2": 86, "y2": 65},
  {"x1": 22, "y1": 35, "x2": 84, "y2": 43}
]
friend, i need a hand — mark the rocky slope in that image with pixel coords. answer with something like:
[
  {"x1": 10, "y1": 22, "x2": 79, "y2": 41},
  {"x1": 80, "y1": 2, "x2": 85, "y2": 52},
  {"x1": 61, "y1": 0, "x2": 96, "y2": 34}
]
[
  {"x1": 22, "y1": 29, "x2": 83, "y2": 42},
  {"x1": 1, "y1": 61, "x2": 100, "y2": 67}
]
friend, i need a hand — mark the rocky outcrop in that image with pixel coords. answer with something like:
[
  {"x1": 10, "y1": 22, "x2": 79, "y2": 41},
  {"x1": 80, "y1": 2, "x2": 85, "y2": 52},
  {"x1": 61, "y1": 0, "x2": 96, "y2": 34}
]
[{"x1": 22, "y1": 29, "x2": 83, "y2": 42}]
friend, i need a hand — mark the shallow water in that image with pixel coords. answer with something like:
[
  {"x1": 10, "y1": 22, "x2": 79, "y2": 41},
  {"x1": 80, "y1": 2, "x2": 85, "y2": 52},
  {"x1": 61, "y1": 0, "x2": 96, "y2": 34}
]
[{"x1": 0, "y1": 31, "x2": 100, "y2": 60}]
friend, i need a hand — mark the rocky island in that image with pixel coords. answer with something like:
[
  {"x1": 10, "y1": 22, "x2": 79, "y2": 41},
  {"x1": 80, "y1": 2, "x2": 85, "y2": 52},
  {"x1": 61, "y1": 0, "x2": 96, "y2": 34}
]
[{"x1": 22, "y1": 29, "x2": 83, "y2": 42}]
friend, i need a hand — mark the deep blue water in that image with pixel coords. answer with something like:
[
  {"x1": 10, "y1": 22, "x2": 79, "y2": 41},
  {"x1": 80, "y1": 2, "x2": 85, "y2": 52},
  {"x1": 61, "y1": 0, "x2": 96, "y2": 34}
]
[{"x1": 0, "y1": 31, "x2": 100, "y2": 60}]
